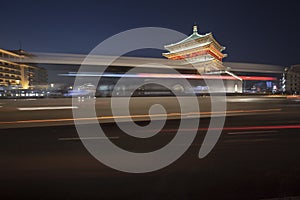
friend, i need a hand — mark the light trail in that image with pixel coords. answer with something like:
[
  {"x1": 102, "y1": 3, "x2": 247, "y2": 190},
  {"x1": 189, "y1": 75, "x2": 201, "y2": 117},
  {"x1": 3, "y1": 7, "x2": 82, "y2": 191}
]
[
  {"x1": 61, "y1": 72, "x2": 277, "y2": 81},
  {"x1": 1, "y1": 107, "x2": 298, "y2": 136},
  {"x1": 160, "y1": 125, "x2": 300, "y2": 133},
  {"x1": 0, "y1": 108, "x2": 281, "y2": 126},
  {"x1": 227, "y1": 130, "x2": 278, "y2": 135},
  {"x1": 17, "y1": 106, "x2": 78, "y2": 111},
  {"x1": 58, "y1": 136, "x2": 119, "y2": 141},
  {"x1": 5, "y1": 52, "x2": 284, "y2": 73}
]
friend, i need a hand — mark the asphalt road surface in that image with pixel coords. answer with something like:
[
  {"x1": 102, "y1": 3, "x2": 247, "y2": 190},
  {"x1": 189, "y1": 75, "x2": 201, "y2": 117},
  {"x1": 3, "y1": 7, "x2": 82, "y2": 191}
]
[
  {"x1": 0, "y1": 96, "x2": 292, "y2": 128},
  {"x1": 0, "y1": 96, "x2": 300, "y2": 199}
]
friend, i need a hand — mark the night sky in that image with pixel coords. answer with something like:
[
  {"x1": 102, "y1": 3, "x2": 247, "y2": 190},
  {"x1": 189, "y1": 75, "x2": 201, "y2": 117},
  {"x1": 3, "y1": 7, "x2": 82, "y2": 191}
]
[{"x1": 1, "y1": 0, "x2": 300, "y2": 66}]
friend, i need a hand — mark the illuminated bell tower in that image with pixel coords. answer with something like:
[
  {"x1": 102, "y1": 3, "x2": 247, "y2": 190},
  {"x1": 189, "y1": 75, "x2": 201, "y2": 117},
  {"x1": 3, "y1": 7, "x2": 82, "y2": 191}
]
[{"x1": 163, "y1": 25, "x2": 227, "y2": 73}]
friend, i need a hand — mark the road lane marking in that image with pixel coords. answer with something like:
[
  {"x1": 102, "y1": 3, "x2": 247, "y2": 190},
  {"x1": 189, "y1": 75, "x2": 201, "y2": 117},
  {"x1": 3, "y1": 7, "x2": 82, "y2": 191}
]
[
  {"x1": 227, "y1": 130, "x2": 278, "y2": 135},
  {"x1": 17, "y1": 106, "x2": 78, "y2": 111},
  {"x1": 0, "y1": 108, "x2": 282, "y2": 125},
  {"x1": 58, "y1": 136, "x2": 119, "y2": 141}
]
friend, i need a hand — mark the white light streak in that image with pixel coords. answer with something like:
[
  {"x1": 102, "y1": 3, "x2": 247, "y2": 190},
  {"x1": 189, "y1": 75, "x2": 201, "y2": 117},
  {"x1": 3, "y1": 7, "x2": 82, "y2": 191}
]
[{"x1": 17, "y1": 106, "x2": 78, "y2": 111}]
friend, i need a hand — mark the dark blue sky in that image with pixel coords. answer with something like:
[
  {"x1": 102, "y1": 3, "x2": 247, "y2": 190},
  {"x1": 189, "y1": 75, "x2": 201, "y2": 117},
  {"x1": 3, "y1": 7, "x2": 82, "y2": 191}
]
[{"x1": 1, "y1": 0, "x2": 299, "y2": 66}]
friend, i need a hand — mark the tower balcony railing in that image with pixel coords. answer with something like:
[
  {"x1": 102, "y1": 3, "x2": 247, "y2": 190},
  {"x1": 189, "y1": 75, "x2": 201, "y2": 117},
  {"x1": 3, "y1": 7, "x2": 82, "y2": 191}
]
[{"x1": 0, "y1": 69, "x2": 21, "y2": 75}]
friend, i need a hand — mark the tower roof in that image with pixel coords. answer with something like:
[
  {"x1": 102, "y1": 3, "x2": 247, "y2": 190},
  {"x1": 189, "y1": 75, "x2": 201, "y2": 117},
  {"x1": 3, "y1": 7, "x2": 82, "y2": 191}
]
[
  {"x1": 163, "y1": 25, "x2": 227, "y2": 64},
  {"x1": 165, "y1": 25, "x2": 211, "y2": 49}
]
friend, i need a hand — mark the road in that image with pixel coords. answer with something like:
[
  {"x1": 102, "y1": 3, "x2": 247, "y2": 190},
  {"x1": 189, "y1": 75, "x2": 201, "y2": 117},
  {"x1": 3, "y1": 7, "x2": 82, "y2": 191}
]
[
  {"x1": 0, "y1": 96, "x2": 300, "y2": 199},
  {"x1": 0, "y1": 96, "x2": 291, "y2": 128}
]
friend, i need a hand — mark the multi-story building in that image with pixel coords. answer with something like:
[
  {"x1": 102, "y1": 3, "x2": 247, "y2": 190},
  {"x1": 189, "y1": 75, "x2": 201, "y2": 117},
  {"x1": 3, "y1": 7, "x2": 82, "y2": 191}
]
[
  {"x1": 0, "y1": 49, "x2": 47, "y2": 89},
  {"x1": 283, "y1": 65, "x2": 300, "y2": 94}
]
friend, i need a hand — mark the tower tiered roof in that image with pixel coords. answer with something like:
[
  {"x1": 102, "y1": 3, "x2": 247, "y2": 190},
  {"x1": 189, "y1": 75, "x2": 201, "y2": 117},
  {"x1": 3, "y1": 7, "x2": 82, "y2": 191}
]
[{"x1": 163, "y1": 25, "x2": 227, "y2": 64}]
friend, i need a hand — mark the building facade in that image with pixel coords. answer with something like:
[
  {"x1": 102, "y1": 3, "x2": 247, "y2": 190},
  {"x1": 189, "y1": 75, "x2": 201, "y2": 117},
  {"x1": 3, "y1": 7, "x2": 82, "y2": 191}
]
[
  {"x1": 283, "y1": 65, "x2": 300, "y2": 94},
  {"x1": 0, "y1": 49, "x2": 47, "y2": 89},
  {"x1": 224, "y1": 62, "x2": 282, "y2": 93}
]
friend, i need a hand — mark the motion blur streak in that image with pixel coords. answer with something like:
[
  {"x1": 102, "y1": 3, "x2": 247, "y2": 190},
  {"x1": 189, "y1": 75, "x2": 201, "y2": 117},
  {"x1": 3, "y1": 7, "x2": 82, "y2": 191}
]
[
  {"x1": 0, "y1": 108, "x2": 280, "y2": 125},
  {"x1": 61, "y1": 72, "x2": 277, "y2": 81},
  {"x1": 161, "y1": 125, "x2": 300, "y2": 133},
  {"x1": 18, "y1": 106, "x2": 78, "y2": 111}
]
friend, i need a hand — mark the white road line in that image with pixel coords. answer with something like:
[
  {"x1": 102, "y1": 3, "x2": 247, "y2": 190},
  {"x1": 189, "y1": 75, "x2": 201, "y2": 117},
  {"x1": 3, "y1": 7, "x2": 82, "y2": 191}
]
[
  {"x1": 227, "y1": 130, "x2": 278, "y2": 135},
  {"x1": 58, "y1": 136, "x2": 119, "y2": 141},
  {"x1": 18, "y1": 106, "x2": 78, "y2": 111}
]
